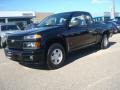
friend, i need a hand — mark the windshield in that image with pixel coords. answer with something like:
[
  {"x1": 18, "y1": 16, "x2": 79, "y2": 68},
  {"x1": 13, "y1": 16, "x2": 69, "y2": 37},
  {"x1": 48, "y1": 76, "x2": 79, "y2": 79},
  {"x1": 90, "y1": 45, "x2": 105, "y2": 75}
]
[
  {"x1": 1, "y1": 25, "x2": 19, "y2": 31},
  {"x1": 37, "y1": 13, "x2": 70, "y2": 27}
]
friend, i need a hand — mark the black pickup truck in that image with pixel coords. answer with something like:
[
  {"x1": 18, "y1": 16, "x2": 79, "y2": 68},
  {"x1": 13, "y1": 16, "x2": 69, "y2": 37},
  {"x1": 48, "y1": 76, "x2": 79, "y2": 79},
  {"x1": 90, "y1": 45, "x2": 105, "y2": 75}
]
[{"x1": 5, "y1": 11, "x2": 113, "y2": 69}]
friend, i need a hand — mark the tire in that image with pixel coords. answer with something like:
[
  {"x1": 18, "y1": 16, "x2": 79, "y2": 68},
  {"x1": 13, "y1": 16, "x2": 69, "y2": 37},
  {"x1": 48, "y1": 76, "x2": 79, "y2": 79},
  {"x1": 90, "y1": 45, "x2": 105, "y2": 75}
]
[
  {"x1": 46, "y1": 43, "x2": 65, "y2": 69},
  {"x1": 101, "y1": 34, "x2": 109, "y2": 49}
]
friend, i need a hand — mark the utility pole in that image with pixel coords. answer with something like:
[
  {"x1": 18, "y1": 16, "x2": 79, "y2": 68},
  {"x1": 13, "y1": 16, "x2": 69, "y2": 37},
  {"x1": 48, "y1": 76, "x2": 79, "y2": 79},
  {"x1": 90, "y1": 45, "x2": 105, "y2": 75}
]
[{"x1": 111, "y1": 0, "x2": 115, "y2": 19}]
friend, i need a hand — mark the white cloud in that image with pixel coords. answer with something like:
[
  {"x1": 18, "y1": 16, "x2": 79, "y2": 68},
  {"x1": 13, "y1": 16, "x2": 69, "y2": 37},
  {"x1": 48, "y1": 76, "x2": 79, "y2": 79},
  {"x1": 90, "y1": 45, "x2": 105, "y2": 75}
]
[{"x1": 92, "y1": 0, "x2": 111, "y2": 4}]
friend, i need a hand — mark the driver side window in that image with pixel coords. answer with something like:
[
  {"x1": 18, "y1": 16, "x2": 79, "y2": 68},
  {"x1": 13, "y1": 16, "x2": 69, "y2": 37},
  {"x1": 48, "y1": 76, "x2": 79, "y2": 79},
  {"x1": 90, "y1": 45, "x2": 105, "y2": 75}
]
[
  {"x1": 45, "y1": 17, "x2": 57, "y2": 26},
  {"x1": 69, "y1": 14, "x2": 86, "y2": 27}
]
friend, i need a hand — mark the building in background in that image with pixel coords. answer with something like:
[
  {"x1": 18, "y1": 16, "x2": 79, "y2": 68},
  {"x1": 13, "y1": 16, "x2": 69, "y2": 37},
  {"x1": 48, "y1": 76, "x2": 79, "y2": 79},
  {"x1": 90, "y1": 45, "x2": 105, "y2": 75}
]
[
  {"x1": 33, "y1": 12, "x2": 53, "y2": 23},
  {"x1": 0, "y1": 11, "x2": 53, "y2": 29},
  {"x1": 0, "y1": 11, "x2": 35, "y2": 29}
]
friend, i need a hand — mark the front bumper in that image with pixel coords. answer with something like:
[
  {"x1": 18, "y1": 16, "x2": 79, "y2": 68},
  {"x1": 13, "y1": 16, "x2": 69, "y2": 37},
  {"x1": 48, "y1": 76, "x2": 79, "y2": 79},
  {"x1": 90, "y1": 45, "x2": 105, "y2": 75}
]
[{"x1": 4, "y1": 48, "x2": 46, "y2": 63}]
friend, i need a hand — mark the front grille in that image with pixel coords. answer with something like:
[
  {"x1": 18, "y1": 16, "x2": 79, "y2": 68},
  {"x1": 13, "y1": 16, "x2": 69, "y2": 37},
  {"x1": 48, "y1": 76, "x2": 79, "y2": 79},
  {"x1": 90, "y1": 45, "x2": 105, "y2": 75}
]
[
  {"x1": 7, "y1": 40, "x2": 23, "y2": 49},
  {"x1": 7, "y1": 36, "x2": 23, "y2": 49}
]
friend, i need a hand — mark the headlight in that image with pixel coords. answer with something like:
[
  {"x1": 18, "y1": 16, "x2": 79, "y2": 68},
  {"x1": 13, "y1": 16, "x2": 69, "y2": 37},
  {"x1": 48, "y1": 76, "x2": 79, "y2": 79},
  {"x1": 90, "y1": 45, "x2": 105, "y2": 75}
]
[
  {"x1": 24, "y1": 34, "x2": 41, "y2": 40},
  {"x1": 23, "y1": 42, "x2": 41, "y2": 49}
]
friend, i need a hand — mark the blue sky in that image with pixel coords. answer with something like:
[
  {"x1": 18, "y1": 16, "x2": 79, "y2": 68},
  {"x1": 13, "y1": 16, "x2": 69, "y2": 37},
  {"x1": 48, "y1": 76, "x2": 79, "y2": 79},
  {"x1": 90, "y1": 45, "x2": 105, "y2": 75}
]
[{"x1": 0, "y1": 0, "x2": 119, "y2": 16}]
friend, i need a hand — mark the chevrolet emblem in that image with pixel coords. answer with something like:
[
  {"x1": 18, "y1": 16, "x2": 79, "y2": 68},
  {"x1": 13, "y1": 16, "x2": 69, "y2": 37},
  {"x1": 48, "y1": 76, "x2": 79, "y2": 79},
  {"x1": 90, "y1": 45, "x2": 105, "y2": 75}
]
[{"x1": 11, "y1": 40, "x2": 15, "y2": 43}]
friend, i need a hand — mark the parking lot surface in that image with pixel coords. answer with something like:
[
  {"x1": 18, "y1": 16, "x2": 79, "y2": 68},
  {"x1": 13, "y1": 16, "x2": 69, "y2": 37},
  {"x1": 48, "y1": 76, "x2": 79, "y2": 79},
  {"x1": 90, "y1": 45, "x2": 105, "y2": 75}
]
[{"x1": 0, "y1": 34, "x2": 120, "y2": 90}]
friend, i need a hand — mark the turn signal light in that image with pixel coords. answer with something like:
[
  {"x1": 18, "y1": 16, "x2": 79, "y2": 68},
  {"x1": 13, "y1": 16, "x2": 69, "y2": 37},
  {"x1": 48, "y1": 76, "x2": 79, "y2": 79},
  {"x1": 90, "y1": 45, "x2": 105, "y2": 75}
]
[{"x1": 35, "y1": 42, "x2": 41, "y2": 48}]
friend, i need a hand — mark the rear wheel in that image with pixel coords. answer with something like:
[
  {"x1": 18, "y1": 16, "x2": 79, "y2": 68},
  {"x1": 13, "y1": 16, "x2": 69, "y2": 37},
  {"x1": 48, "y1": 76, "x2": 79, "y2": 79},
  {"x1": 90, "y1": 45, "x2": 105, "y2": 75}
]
[
  {"x1": 46, "y1": 43, "x2": 65, "y2": 69},
  {"x1": 101, "y1": 34, "x2": 109, "y2": 49}
]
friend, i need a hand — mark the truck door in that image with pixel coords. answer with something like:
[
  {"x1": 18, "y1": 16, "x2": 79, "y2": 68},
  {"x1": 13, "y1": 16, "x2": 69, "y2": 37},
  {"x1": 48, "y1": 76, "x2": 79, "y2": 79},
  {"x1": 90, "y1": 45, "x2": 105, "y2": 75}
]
[
  {"x1": 66, "y1": 13, "x2": 90, "y2": 51},
  {"x1": 84, "y1": 14, "x2": 97, "y2": 44}
]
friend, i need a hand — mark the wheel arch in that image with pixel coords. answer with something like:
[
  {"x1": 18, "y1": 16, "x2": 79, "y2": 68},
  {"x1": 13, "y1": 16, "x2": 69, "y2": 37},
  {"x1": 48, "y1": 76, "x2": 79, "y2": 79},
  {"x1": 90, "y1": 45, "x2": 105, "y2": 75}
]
[
  {"x1": 102, "y1": 30, "x2": 111, "y2": 38},
  {"x1": 45, "y1": 37, "x2": 68, "y2": 54}
]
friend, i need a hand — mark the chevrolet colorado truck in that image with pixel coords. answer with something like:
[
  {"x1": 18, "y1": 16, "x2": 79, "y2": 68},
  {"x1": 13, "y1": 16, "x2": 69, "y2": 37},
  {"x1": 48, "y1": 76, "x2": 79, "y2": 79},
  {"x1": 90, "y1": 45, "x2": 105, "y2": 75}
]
[{"x1": 5, "y1": 11, "x2": 113, "y2": 69}]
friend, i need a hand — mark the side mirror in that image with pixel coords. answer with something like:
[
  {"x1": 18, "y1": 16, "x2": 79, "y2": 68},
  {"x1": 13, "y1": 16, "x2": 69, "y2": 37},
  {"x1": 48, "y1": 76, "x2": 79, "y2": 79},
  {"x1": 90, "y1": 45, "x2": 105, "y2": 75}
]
[{"x1": 69, "y1": 19, "x2": 79, "y2": 28}]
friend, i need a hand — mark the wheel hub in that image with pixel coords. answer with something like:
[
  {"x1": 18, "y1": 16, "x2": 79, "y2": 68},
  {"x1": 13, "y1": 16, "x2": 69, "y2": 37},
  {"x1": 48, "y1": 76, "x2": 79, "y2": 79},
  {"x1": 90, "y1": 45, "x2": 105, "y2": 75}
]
[{"x1": 51, "y1": 49, "x2": 63, "y2": 65}]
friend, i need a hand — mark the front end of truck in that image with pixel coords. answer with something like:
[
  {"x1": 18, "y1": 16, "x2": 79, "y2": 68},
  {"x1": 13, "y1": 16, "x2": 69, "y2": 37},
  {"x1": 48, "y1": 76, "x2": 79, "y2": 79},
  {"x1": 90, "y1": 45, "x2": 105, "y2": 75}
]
[{"x1": 5, "y1": 33, "x2": 46, "y2": 63}]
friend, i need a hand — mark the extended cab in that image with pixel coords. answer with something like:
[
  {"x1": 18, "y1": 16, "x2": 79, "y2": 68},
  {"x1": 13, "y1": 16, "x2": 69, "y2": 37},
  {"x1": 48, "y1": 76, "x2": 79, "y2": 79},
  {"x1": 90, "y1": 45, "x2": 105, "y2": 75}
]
[{"x1": 5, "y1": 11, "x2": 113, "y2": 69}]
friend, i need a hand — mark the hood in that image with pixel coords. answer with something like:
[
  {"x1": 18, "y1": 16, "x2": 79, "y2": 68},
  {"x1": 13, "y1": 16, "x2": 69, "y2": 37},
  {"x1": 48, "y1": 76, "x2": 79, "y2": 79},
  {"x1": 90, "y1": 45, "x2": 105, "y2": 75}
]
[{"x1": 9, "y1": 26, "x2": 61, "y2": 36}]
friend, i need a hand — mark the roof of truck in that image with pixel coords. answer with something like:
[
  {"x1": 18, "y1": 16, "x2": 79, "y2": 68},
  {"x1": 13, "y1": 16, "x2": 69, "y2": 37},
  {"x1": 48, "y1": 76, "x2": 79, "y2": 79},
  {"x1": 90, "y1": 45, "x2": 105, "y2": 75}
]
[{"x1": 55, "y1": 11, "x2": 91, "y2": 15}]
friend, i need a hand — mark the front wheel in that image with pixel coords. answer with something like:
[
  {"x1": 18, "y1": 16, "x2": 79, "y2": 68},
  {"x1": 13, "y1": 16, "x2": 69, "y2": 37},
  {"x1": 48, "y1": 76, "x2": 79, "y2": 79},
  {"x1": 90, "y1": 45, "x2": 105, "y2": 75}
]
[
  {"x1": 46, "y1": 43, "x2": 65, "y2": 69},
  {"x1": 101, "y1": 34, "x2": 110, "y2": 49}
]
